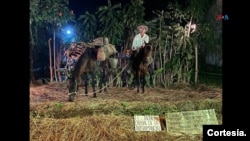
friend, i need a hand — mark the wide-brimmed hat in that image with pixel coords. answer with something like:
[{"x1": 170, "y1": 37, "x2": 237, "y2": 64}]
[{"x1": 137, "y1": 24, "x2": 148, "y2": 32}]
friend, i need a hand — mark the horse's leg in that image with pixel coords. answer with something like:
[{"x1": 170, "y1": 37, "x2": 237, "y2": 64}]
[
  {"x1": 104, "y1": 70, "x2": 110, "y2": 92},
  {"x1": 122, "y1": 71, "x2": 127, "y2": 87},
  {"x1": 148, "y1": 64, "x2": 154, "y2": 86},
  {"x1": 99, "y1": 71, "x2": 104, "y2": 93},
  {"x1": 141, "y1": 74, "x2": 146, "y2": 93},
  {"x1": 90, "y1": 71, "x2": 97, "y2": 98},
  {"x1": 136, "y1": 72, "x2": 140, "y2": 93},
  {"x1": 83, "y1": 72, "x2": 88, "y2": 96},
  {"x1": 68, "y1": 78, "x2": 78, "y2": 102},
  {"x1": 129, "y1": 73, "x2": 136, "y2": 89},
  {"x1": 103, "y1": 69, "x2": 109, "y2": 93}
]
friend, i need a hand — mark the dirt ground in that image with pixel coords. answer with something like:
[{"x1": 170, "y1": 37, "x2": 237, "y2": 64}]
[{"x1": 30, "y1": 82, "x2": 222, "y2": 105}]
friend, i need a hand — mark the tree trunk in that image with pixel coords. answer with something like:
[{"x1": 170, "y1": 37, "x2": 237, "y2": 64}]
[
  {"x1": 30, "y1": 44, "x2": 36, "y2": 85},
  {"x1": 29, "y1": 22, "x2": 37, "y2": 85}
]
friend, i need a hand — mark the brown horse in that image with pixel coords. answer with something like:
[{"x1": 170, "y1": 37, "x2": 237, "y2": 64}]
[
  {"x1": 130, "y1": 44, "x2": 153, "y2": 93},
  {"x1": 67, "y1": 44, "x2": 99, "y2": 101},
  {"x1": 66, "y1": 39, "x2": 117, "y2": 102}
]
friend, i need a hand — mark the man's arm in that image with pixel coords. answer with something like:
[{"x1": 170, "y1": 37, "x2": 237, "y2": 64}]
[
  {"x1": 144, "y1": 35, "x2": 149, "y2": 43},
  {"x1": 141, "y1": 35, "x2": 149, "y2": 47},
  {"x1": 132, "y1": 34, "x2": 140, "y2": 50}
]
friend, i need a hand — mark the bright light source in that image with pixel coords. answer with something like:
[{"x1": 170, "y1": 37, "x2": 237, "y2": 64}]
[
  {"x1": 66, "y1": 30, "x2": 71, "y2": 34},
  {"x1": 191, "y1": 24, "x2": 196, "y2": 30},
  {"x1": 191, "y1": 24, "x2": 196, "y2": 33}
]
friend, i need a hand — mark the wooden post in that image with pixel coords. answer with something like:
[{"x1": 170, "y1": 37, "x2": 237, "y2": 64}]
[
  {"x1": 53, "y1": 28, "x2": 58, "y2": 82},
  {"x1": 48, "y1": 38, "x2": 53, "y2": 83},
  {"x1": 56, "y1": 44, "x2": 62, "y2": 83}
]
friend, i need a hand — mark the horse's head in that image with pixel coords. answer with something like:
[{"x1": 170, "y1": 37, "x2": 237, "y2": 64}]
[{"x1": 143, "y1": 44, "x2": 153, "y2": 58}]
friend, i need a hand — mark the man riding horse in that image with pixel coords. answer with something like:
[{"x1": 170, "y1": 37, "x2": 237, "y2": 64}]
[{"x1": 129, "y1": 24, "x2": 153, "y2": 72}]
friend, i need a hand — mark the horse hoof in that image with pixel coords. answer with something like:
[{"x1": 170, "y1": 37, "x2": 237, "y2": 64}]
[
  {"x1": 129, "y1": 87, "x2": 134, "y2": 90},
  {"x1": 68, "y1": 95, "x2": 75, "y2": 102}
]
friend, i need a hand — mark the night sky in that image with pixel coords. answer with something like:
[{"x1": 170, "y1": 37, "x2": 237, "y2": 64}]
[{"x1": 69, "y1": 0, "x2": 171, "y2": 20}]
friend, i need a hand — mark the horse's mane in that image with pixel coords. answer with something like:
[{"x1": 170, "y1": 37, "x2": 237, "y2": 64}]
[{"x1": 132, "y1": 44, "x2": 152, "y2": 61}]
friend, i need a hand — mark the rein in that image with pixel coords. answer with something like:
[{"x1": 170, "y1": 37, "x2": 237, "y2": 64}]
[
  {"x1": 67, "y1": 79, "x2": 78, "y2": 95},
  {"x1": 77, "y1": 63, "x2": 129, "y2": 96}
]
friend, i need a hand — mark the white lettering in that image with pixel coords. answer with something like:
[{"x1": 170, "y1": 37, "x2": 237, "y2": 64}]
[
  {"x1": 214, "y1": 131, "x2": 219, "y2": 136},
  {"x1": 207, "y1": 129, "x2": 214, "y2": 136},
  {"x1": 239, "y1": 130, "x2": 246, "y2": 136},
  {"x1": 226, "y1": 131, "x2": 231, "y2": 136},
  {"x1": 220, "y1": 129, "x2": 226, "y2": 136},
  {"x1": 207, "y1": 129, "x2": 246, "y2": 136}
]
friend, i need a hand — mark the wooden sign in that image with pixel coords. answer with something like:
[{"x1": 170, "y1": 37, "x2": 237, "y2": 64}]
[
  {"x1": 166, "y1": 109, "x2": 219, "y2": 134},
  {"x1": 134, "y1": 115, "x2": 162, "y2": 131}
]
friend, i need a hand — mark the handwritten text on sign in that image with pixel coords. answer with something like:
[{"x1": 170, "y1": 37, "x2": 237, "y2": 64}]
[
  {"x1": 134, "y1": 115, "x2": 161, "y2": 131},
  {"x1": 166, "y1": 109, "x2": 219, "y2": 134}
]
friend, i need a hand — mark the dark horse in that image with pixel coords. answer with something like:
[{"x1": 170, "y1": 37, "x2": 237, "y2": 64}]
[
  {"x1": 130, "y1": 44, "x2": 153, "y2": 93},
  {"x1": 67, "y1": 45, "x2": 99, "y2": 102}
]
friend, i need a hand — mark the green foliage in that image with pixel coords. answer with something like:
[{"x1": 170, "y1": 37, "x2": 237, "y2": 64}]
[
  {"x1": 198, "y1": 65, "x2": 222, "y2": 88},
  {"x1": 95, "y1": 0, "x2": 124, "y2": 44},
  {"x1": 121, "y1": 102, "x2": 129, "y2": 108},
  {"x1": 30, "y1": 0, "x2": 75, "y2": 24},
  {"x1": 148, "y1": 0, "x2": 216, "y2": 86},
  {"x1": 192, "y1": 23, "x2": 215, "y2": 51},
  {"x1": 132, "y1": 104, "x2": 164, "y2": 115},
  {"x1": 185, "y1": 0, "x2": 211, "y2": 21},
  {"x1": 30, "y1": 0, "x2": 218, "y2": 88},
  {"x1": 54, "y1": 102, "x2": 63, "y2": 110},
  {"x1": 30, "y1": 0, "x2": 76, "y2": 79},
  {"x1": 77, "y1": 11, "x2": 97, "y2": 41}
]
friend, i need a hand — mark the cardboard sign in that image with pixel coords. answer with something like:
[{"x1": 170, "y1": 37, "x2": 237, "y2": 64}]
[
  {"x1": 166, "y1": 109, "x2": 219, "y2": 134},
  {"x1": 134, "y1": 115, "x2": 162, "y2": 131}
]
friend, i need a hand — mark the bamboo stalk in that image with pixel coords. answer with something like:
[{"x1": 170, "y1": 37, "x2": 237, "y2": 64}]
[
  {"x1": 159, "y1": 47, "x2": 163, "y2": 83},
  {"x1": 195, "y1": 43, "x2": 198, "y2": 84},
  {"x1": 162, "y1": 37, "x2": 168, "y2": 87}
]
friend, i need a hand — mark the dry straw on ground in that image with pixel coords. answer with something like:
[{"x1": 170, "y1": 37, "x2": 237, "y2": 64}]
[
  {"x1": 30, "y1": 83, "x2": 222, "y2": 141},
  {"x1": 30, "y1": 115, "x2": 203, "y2": 141}
]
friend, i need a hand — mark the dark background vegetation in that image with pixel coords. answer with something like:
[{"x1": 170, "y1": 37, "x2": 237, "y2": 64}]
[{"x1": 30, "y1": 0, "x2": 222, "y2": 87}]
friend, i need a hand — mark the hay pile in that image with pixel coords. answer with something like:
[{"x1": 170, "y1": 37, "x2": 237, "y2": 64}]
[
  {"x1": 30, "y1": 115, "x2": 202, "y2": 141},
  {"x1": 30, "y1": 99, "x2": 222, "y2": 121},
  {"x1": 30, "y1": 83, "x2": 222, "y2": 141}
]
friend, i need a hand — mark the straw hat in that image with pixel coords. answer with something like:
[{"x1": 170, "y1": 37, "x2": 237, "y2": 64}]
[{"x1": 137, "y1": 24, "x2": 148, "y2": 32}]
